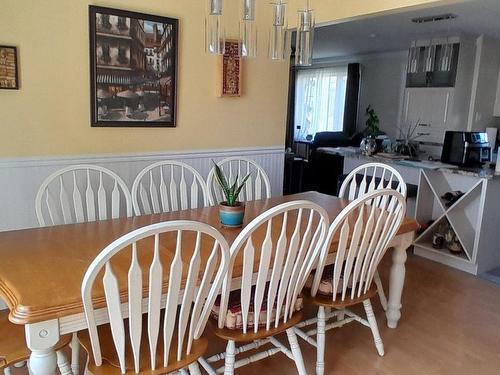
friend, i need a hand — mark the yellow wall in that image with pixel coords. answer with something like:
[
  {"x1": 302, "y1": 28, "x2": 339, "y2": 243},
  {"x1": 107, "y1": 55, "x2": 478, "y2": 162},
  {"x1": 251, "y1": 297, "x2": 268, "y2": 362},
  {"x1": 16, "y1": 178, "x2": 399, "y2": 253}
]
[{"x1": 0, "y1": 0, "x2": 455, "y2": 157}]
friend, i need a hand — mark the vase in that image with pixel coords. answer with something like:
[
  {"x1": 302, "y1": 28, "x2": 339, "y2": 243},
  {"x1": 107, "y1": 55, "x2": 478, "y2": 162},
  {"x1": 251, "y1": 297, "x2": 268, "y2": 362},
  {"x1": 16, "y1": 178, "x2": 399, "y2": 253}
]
[
  {"x1": 360, "y1": 137, "x2": 377, "y2": 156},
  {"x1": 219, "y1": 202, "x2": 245, "y2": 227}
]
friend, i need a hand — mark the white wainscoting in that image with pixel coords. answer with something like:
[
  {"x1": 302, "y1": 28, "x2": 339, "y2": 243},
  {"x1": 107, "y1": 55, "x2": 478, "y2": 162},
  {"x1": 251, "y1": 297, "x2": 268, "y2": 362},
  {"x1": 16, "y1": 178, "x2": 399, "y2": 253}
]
[{"x1": 0, "y1": 146, "x2": 285, "y2": 232}]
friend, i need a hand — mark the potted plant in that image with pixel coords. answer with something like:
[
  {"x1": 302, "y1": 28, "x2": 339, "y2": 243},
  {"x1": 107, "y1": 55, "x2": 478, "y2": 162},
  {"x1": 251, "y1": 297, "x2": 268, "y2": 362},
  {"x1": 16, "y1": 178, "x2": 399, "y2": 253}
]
[
  {"x1": 360, "y1": 105, "x2": 380, "y2": 155},
  {"x1": 364, "y1": 105, "x2": 380, "y2": 136},
  {"x1": 213, "y1": 162, "x2": 251, "y2": 227},
  {"x1": 393, "y1": 119, "x2": 429, "y2": 158}
]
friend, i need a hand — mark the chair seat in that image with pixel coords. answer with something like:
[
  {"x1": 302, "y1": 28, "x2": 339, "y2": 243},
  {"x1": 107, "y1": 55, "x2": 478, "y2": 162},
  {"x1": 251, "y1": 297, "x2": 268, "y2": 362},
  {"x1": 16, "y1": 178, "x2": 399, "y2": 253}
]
[
  {"x1": 209, "y1": 310, "x2": 304, "y2": 343},
  {"x1": 0, "y1": 310, "x2": 72, "y2": 369},
  {"x1": 309, "y1": 285, "x2": 378, "y2": 308},
  {"x1": 78, "y1": 320, "x2": 208, "y2": 375},
  {"x1": 211, "y1": 287, "x2": 304, "y2": 331}
]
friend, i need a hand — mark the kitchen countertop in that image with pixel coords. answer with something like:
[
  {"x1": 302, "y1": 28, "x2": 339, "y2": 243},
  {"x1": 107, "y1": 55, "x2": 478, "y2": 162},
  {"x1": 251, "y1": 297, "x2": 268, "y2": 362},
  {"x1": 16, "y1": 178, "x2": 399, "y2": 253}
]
[{"x1": 317, "y1": 146, "x2": 500, "y2": 179}]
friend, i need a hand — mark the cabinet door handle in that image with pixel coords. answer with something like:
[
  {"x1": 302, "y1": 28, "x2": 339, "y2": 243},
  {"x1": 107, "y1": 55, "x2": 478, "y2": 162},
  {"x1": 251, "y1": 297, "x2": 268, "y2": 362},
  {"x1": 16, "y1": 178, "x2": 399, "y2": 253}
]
[{"x1": 444, "y1": 92, "x2": 450, "y2": 123}]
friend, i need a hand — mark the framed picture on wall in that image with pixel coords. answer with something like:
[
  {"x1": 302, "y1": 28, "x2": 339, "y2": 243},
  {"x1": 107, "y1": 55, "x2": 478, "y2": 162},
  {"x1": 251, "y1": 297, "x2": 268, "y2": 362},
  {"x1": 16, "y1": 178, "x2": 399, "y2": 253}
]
[
  {"x1": 89, "y1": 6, "x2": 178, "y2": 127},
  {"x1": 216, "y1": 40, "x2": 242, "y2": 97},
  {"x1": 0, "y1": 45, "x2": 19, "y2": 90}
]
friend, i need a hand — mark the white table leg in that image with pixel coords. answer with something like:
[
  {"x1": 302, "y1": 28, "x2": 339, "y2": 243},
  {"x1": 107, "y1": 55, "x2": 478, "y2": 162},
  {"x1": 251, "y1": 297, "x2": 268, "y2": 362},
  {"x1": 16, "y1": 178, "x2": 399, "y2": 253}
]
[
  {"x1": 25, "y1": 319, "x2": 60, "y2": 375},
  {"x1": 386, "y1": 232, "x2": 414, "y2": 329}
]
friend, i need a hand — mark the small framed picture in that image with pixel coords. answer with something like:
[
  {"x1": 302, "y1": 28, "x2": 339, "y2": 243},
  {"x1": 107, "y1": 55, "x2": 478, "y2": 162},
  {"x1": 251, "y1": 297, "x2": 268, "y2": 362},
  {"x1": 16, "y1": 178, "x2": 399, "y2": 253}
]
[
  {"x1": 0, "y1": 46, "x2": 19, "y2": 90},
  {"x1": 217, "y1": 40, "x2": 242, "y2": 97},
  {"x1": 89, "y1": 6, "x2": 178, "y2": 127}
]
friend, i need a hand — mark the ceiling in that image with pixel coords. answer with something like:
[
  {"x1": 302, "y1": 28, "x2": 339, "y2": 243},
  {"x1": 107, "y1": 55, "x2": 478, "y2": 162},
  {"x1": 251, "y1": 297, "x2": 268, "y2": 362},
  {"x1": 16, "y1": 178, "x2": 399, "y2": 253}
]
[{"x1": 313, "y1": 0, "x2": 500, "y2": 60}]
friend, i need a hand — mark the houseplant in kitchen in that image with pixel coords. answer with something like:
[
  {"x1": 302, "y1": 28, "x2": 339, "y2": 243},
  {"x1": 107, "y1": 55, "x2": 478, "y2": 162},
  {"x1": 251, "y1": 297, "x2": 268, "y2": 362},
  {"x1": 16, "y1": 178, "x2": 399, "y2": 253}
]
[
  {"x1": 213, "y1": 161, "x2": 251, "y2": 227},
  {"x1": 393, "y1": 119, "x2": 428, "y2": 158},
  {"x1": 360, "y1": 105, "x2": 380, "y2": 155}
]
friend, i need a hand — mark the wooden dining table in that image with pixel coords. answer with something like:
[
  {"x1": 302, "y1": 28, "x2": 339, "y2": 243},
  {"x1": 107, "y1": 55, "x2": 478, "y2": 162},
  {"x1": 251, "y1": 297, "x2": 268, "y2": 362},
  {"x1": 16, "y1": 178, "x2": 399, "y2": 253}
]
[{"x1": 0, "y1": 191, "x2": 418, "y2": 375}]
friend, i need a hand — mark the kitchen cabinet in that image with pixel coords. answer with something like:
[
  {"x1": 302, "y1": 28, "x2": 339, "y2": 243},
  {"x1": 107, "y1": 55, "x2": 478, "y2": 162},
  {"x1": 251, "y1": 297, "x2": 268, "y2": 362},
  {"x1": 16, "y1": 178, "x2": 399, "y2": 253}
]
[{"x1": 401, "y1": 87, "x2": 453, "y2": 144}]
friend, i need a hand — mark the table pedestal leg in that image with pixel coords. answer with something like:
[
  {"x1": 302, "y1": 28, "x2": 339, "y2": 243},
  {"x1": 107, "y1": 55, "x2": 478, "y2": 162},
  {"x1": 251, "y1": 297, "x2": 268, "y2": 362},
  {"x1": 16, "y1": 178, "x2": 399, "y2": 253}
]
[
  {"x1": 25, "y1": 319, "x2": 60, "y2": 375},
  {"x1": 386, "y1": 232, "x2": 414, "y2": 329}
]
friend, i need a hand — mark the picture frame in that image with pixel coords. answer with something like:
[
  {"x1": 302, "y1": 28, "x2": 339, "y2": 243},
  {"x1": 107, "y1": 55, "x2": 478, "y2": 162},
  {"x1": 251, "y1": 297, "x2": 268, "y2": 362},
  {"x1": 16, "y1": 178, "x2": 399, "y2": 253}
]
[
  {"x1": 0, "y1": 45, "x2": 19, "y2": 90},
  {"x1": 216, "y1": 40, "x2": 242, "y2": 97},
  {"x1": 89, "y1": 6, "x2": 178, "y2": 127}
]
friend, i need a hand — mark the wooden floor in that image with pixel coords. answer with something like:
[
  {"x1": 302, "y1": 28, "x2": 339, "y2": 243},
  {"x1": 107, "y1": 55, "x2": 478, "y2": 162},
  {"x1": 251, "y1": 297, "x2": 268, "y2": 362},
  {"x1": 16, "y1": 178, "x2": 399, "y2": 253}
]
[{"x1": 7, "y1": 253, "x2": 500, "y2": 374}]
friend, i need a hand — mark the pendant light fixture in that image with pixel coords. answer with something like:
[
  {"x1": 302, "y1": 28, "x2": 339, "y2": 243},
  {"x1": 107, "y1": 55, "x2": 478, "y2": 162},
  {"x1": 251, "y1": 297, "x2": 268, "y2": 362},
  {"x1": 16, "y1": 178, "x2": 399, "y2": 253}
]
[
  {"x1": 269, "y1": 0, "x2": 288, "y2": 60},
  {"x1": 407, "y1": 41, "x2": 418, "y2": 73},
  {"x1": 205, "y1": 0, "x2": 225, "y2": 54},
  {"x1": 295, "y1": 0, "x2": 314, "y2": 66},
  {"x1": 240, "y1": 0, "x2": 257, "y2": 57},
  {"x1": 439, "y1": 38, "x2": 453, "y2": 72},
  {"x1": 425, "y1": 40, "x2": 436, "y2": 72}
]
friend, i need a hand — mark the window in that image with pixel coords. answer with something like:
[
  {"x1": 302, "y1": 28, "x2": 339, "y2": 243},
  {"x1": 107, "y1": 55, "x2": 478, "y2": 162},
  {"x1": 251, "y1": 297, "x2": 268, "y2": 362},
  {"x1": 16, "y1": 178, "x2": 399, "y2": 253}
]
[{"x1": 294, "y1": 66, "x2": 348, "y2": 141}]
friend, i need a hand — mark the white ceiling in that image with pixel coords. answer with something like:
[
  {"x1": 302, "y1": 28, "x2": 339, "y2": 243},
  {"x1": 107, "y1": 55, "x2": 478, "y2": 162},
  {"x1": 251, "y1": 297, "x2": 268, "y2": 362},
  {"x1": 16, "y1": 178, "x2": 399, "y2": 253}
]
[{"x1": 313, "y1": 0, "x2": 500, "y2": 59}]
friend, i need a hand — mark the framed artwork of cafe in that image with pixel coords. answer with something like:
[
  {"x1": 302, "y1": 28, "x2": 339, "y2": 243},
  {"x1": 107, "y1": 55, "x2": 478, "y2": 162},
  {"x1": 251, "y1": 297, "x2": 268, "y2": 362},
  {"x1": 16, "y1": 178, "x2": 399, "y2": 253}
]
[{"x1": 89, "y1": 6, "x2": 178, "y2": 127}]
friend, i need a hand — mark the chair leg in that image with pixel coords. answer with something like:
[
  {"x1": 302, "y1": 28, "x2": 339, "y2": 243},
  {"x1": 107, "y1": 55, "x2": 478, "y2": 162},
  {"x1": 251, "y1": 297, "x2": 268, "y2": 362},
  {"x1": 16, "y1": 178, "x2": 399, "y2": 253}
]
[
  {"x1": 56, "y1": 350, "x2": 74, "y2": 375},
  {"x1": 188, "y1": 362, "x2": 202, "y2": 375},
  {"x1": 286, "y1": 328, "x2": 308, "y2": 375},
  {"x1": 316, "y1": 306, "x2": 326, "y2": 375},
  {"x1": 374, "y1": 271, "x2": 388, "y2": 311},
  {"x1": 223, "y1": 340, "x2": 236, "y2": 375},
  {"x1": 70, "y1": 332, "x2": 80, "y2": 375},
  {"x1": 4, "y1": 367, "x2": 13, "y2": 375},
  {"x1": 363, "y1": 299, "x2": 385, "y2": 356}
]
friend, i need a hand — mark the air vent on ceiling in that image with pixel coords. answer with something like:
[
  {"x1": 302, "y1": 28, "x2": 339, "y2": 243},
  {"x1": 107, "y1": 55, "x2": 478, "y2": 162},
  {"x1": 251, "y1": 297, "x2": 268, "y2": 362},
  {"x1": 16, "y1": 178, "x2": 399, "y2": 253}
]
[{"x1": 411, "y1": 13, "x2": 457, "y2": 24}]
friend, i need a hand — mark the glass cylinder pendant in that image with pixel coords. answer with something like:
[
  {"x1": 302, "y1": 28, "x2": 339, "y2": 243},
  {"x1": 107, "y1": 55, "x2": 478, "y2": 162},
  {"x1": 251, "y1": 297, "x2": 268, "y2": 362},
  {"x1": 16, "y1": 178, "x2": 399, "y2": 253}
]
[
  {"x1": 439, "y1": 43, "x2": 453, "y2": 72},
  {"x1": 206, "y1": 0, "x2": 225, "y2": 54},
  {"x1": 407, "y1": 41, "x2": 418, "y2": 73},
  {"x1": 425, "y1": 42, "x2": 436, "y2": 72},
  {"x1": 295, "y1": 7, "x2": 314, "y2": 66},
  {"x1": 269, "y1": 1, "x2": 289, "y2": 60},
  {"x1": 240, "y1": 0, "x2": 257, "y2": 58}
]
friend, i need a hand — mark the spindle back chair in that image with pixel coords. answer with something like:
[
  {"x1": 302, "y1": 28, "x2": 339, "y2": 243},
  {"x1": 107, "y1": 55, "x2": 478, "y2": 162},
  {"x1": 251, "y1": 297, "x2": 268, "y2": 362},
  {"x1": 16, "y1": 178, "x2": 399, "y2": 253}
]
[
  {"x1": 306, "y1": 189, "x2": 406, "y2": 375},
  {"x1": 207, "y1": 157, "x2": 271, "y2": 206},
  {"x1": 339, "y1": 162, "x2": 407, "y2": 202},
  {"x1": 313, "y1": 189, "x2": 406, "y2": 301},
  {"x1": 201, "y1": 200, "x2": 329, "y2": 375},
  {"x1": 35, "y1": 165, "x2": 132, "y2": 227},
  {"x1": 131, "y1": 161, "x2": 209, "y2": 215},
  {"x1": 339, "y1": 162, "x2": 407, "y2": 311},
  {"x1": 80, "y1": 220, "x2": 230, "y2": 374}
]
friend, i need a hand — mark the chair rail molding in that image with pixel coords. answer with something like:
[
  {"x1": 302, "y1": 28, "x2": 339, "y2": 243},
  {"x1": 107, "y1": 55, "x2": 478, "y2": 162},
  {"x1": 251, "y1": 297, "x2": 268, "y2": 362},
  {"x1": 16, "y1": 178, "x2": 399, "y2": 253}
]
[{"x1": 0, "y1": 146, "x2": 285, "y2": 232}]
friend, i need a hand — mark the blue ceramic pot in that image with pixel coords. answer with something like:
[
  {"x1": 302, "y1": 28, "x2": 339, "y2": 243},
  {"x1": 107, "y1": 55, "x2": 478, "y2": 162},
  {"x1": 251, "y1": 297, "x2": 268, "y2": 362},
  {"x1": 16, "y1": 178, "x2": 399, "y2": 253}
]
[{"x1": 219, "y1": 202, "x2": 245, "y2": 227}]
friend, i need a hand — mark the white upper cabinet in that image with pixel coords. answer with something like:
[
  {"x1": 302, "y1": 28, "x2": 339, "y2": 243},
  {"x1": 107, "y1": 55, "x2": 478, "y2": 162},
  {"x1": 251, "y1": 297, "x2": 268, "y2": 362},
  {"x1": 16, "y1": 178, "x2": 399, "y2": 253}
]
[{"x1": 402, "y1": 87, "x2": 454, "y2": 144}]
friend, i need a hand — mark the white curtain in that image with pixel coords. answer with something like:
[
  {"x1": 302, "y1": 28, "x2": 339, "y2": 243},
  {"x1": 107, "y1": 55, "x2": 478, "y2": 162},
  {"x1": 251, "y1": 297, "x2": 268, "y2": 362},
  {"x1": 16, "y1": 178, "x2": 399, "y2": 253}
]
[{"x1": 294, "y1": 66, "x2": 348, "y2": 142}]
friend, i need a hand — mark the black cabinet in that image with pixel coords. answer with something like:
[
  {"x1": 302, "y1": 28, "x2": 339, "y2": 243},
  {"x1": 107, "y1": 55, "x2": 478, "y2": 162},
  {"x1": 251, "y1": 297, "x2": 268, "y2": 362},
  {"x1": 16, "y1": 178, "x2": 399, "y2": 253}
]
[{"x1": 406, "y1": 43, "x2": 460, "y2": 88}]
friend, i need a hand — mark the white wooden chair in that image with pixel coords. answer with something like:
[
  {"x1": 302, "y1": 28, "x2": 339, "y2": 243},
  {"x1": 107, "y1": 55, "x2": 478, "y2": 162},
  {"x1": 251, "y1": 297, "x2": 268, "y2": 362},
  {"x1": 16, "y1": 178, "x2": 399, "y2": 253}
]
[
  {"x1": 131, "y1": 161, "x2": 209, "y2": 215},
  {"x1": 297, "y1": 189, "x2": 406, "y2": 375},
  {"x1": 36, "y1": 164, "x2": 133, "y2": 227},
  {"x1": 35, "y1": 164, "x2": 133, "y2": 374},
  {"x1": 79, "y1": 220, "x2": 230, "y2": 375},
  {"x1": 338, "y1": 162, "x2": 407, "y2": 311},
  {"x1": 206, "y1": 157, "x2": 272, "y2": 206},
  {"x1": 199, "y1": 200, "x2": 329, "y2": 375}
]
